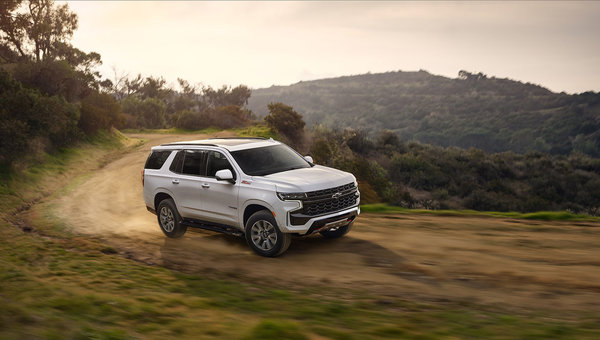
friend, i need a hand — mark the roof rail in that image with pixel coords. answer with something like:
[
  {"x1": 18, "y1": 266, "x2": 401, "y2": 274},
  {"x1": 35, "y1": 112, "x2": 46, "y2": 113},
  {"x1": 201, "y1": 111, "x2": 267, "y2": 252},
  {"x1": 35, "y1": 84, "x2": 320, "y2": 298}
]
[
  {"x1": 205, "y1": 137, "x2": 267, "y2": 140},
  {"x1": 160, "y1": 142, "x2": 217, "y2": 147}
]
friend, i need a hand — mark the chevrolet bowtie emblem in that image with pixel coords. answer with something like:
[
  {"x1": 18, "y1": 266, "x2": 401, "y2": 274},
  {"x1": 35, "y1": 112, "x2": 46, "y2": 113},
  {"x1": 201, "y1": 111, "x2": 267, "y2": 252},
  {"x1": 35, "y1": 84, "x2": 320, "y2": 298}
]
[{"x1": 332, "y1": 192, "x2": 342, "y2": 199}]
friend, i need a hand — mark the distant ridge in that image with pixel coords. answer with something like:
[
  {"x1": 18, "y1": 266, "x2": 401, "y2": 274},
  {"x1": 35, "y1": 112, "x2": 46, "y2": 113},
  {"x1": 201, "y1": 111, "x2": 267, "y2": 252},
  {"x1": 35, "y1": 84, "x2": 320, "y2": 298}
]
[{"x1": 248, "y1": 70, "x2": 600, "y2": 157}]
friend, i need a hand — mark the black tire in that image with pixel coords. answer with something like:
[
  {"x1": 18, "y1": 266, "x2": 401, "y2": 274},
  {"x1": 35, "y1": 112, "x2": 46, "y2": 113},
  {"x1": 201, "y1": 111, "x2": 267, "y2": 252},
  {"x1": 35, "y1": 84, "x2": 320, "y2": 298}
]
[
  {"x1": 245, "y1": 210, "x2": 291, "y2": 257},
  {"x1": 157, "y1": 199, "x2": 187, "y2": 238},
  {"x1": 319, "y1": 222, "x2": 353, "y2": 239}
]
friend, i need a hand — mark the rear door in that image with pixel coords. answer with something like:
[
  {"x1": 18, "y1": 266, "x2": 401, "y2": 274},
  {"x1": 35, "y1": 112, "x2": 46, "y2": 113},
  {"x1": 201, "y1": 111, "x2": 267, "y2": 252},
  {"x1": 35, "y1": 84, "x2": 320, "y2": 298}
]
[{"x1": 168, "y1": 150, "x2": 206, "y2": 219}]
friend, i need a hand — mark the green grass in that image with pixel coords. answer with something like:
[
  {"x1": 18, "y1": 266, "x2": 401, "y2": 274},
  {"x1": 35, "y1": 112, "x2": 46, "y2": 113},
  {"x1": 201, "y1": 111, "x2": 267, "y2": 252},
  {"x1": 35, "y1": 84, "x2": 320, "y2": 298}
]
[
  {"x1": 3, "y1": 216, "x2": 599, "y2": 339},
  {"x1": 121, "y1": 127, "x2": 222, "y2": 135},
  {"x1": 231, "y1": 124, "x2": 277, "y2": 138},
  {"x1": 0, "y1": 128, "x2": 134, "y2": 214},
  {"x1": 121, "y1": 124, "x2": 277, "y2": 139},
  {"x1": 360, "y1": 203, "x2": 600, "y2": 222},
  {"x1": 1, "y1": 130, "x2": 599, "y2": 338}
]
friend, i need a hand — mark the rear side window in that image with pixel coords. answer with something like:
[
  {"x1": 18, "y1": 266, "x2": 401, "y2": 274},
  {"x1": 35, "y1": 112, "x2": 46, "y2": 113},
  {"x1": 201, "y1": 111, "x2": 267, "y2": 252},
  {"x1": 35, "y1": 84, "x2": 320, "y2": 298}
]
[
  {"x1": 169, "y1": 151, "x2": 184, "y2": 173},
  {"x1": 144, "y1": 150, "x2": 172, "y2": 170},
  {"x1": 179, "y1": 150, "x2": 207, "y2": 176}
]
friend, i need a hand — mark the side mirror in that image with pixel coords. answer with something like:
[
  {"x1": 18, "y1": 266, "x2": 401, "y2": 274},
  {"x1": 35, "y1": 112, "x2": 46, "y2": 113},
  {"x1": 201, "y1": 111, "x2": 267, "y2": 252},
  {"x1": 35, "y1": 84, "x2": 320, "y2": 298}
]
[
  {"x1": 215, "y1": 169, "x2": 234, "y2": 183},
  {"x1": 304, "y1": 155, "x2": 314, "y2": 164}
]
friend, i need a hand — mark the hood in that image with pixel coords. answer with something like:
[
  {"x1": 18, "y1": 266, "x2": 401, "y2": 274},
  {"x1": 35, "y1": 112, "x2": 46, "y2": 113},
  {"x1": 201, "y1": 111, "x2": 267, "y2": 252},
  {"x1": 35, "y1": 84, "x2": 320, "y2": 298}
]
[{"x1": 257, "y1": 165, "x2": 355, "y2": 193}]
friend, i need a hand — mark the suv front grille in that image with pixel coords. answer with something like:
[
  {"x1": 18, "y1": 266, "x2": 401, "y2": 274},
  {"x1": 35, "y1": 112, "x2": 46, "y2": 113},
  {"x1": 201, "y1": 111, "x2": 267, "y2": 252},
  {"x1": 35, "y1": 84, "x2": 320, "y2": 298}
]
[
  {"x1": 301, "y1": 182, "x2": 358, "y2": 216},
  {"x1": 306, "y1": 182, "x2": 356, "y2": 199}
]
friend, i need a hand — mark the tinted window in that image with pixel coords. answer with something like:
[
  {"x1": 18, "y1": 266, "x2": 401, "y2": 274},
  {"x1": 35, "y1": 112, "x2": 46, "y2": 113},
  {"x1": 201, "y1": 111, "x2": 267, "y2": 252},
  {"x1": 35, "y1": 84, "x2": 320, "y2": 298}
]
[
  {"x1": 169, "y1": 151, "x2": 184, "y2": 173},
  {"x1": 181, "y1": 150, "x2": 206, "y2": 176},
  {"x1": 144, "y1": 150, "x2": 172, "y2": 169},
  {"x1": 230, "y1": 144, "x2": 310, "y2": 176},
  {"x1": 206, "y1": 151, "x2": 235, "y2": 178}
]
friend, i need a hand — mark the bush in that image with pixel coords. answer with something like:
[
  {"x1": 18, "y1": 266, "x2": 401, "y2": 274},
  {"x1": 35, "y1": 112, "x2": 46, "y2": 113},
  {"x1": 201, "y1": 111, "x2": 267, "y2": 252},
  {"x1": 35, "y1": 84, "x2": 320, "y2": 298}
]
[
  {"x1": 0, "y1": 70, "x2": 80, "y2": 167},
  {"x1": 122, "y1": 96, "x2": 166, "y2": 129},
  {"x1": 172, "y1": 110, "x2": 212, "y2": 130},
  {"x1": 264, "y1": 102, "x2": 305, "y2": 141},
  {"x1": 79, "y1": 92, "x2": 122, "y2": 134}
]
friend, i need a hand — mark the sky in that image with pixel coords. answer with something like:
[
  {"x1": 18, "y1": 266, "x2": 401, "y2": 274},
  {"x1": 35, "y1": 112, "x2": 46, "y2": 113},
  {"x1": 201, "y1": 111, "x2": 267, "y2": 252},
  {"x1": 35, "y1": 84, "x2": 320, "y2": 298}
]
[{"x1": 66, "y1": 1, "x2": 600, "y2": 94}]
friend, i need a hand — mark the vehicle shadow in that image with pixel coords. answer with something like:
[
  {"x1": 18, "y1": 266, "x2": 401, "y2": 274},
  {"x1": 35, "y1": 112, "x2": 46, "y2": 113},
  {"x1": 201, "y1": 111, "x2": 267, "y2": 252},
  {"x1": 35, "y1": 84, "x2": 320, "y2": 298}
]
[{"x1": 158, "y1": 227, "x2": 437, "y2": 285}]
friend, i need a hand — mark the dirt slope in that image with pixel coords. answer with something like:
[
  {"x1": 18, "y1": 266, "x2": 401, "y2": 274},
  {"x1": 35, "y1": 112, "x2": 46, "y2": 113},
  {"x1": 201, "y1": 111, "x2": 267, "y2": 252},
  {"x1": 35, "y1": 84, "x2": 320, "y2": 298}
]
[{"x1": 54, "y1": 133, "x2": 600, "y2": 314}]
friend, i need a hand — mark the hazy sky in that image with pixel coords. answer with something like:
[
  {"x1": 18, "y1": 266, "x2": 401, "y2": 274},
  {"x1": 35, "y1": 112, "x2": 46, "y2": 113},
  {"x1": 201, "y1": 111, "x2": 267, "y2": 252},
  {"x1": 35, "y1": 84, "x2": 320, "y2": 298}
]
[{"x1": 66, "y1": 1, "x2": 600, "y2": 94}]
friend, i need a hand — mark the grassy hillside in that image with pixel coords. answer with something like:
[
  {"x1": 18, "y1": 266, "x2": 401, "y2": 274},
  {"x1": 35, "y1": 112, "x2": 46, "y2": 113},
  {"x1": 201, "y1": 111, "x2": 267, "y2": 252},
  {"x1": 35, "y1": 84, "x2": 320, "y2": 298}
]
[
  {"x1": 2, "y1": 130, "x2": 599, "y2": 338},
  {"x1": 248, "y1": 70, "x2": 600, "y2": 157}
]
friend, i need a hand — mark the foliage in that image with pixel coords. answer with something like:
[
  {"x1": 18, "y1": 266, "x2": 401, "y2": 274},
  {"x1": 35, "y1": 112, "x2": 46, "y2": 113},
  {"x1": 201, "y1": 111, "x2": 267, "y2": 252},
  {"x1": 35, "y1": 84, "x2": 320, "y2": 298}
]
[
  {"x1": 171, "y1": 109, "x2": 211, "y2": 130},
  {"x1": 2, "y1": 137, "x2": 600, "y2": 339},
  {"x1": 309, "y1": 127, "x2": 600, "y2": 215},
  {"x1": 232, "y1": 124, "x2": 277, "y2": 139},
  {"x1": 13, "y1": 59, "x2": 90, "y2": 101},
  {"x1": 213, "y1": 104, "x2": 251, "y2": 128},
  {"x1": 0, "y1": 0, "x2": 115, "y2": 169},
  {"x1": 121, "y1": 96, "x2": 166, "y2": 129},
  {"x1": 0, "y1": 0, "x2": 77, "y2": 62},
  {"x1": 79, "y1": 91, "x2": 123, "y2": 134},
  {"x1": 244, "y1": 320, "x2": 307, "y2": 340},
  {"x1": 360, "y1": 204, "x2": 600, "y2": 221},
  {"x1": 264, "y1": 102, "x2": 305, "y2": 143},
  {"x1": 0, "y1": 69, "x2": 80, "y2": 167},
  {"x1": 249, "y1": 70, "x2": 600, "y2": 157},
  {"x1": 0, "y1": 0, "x2": 102, "y2": 84}
]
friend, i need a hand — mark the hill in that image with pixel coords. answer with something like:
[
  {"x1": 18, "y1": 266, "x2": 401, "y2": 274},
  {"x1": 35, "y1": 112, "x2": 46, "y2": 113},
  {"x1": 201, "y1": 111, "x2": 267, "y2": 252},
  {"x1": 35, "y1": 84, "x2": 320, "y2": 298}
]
[{"x1": 248, "y1": 70, "x2": 600, "y2": 157}]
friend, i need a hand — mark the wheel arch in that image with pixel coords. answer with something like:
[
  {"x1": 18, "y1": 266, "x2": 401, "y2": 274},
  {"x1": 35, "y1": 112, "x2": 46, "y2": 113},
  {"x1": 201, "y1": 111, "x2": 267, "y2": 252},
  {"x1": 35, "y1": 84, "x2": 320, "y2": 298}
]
[
  {"x1": 154, "y1": 192, "x2": 174, "y2": 211},
  {"x1": 243, "y1": 203, "x2": 272, "y2": 227}
]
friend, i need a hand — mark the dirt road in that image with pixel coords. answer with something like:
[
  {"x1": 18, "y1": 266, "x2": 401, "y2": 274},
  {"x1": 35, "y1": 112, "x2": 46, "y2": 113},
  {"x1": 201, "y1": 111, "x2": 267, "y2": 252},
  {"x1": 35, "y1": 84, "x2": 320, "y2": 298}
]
[{"x1": 55, "y1": 133, "x2": 600, "y2": 314}]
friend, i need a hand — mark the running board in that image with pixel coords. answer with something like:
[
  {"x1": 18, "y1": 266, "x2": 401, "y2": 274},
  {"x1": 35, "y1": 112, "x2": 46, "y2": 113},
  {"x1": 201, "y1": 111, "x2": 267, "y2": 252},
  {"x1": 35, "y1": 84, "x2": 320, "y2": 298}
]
[{"x1": 181, "y1": 219, "x2": 244, "y2": 237}]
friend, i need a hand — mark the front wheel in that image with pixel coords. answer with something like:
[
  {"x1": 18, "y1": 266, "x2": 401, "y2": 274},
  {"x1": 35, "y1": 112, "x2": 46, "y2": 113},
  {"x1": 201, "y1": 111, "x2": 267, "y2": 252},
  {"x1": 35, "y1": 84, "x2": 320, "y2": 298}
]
[
  {"x1": 320, "y1": 222, "x2": 353, "y2": 239},
  {"x1": 157, "y1": 199, "x2": 187, "y2": 238},
  {"x1": 245, "y1": 210, "x2": 291, "y2": 257}
]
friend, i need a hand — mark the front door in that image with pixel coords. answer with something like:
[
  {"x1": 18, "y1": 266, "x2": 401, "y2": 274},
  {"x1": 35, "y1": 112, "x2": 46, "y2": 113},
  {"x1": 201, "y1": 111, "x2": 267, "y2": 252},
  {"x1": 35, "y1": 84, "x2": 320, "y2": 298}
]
[{"x1": 197, "y1": 150, "x2": 239, "y2": 226}]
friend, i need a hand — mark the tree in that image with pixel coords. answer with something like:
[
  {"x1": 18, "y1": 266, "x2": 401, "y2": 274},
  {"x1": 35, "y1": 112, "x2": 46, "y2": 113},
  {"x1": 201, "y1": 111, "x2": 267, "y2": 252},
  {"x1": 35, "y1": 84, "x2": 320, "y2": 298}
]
[
  {"x1": 212, "y1": 105, "x2": 250, "y2": 128},
  {"x1": 79, "y1": 91, "x2": 123, "y2": 134},
  {"x1": 0, "y1": 0, "x2": 78, "y2": 62},
  {"x1": 139, "y1": 76, "x2": 171, "y2": 100},
  {"x1": 264, "y1": 102, "x2": 305, "y2": 141},
  {"x1": 122, "y1": 96, "x2": 166, "y2": 129},
  {"x1": 1, "y1": 0, "x2": 104, "y2": 89},
  {"x1": 0, "y1": 69, "x2": 80, "y2": 166},
  {"x1": 202, "y1": 84, "x2": 251, "y2": 109},
  {"x1": 172, "y1": 78, "x2": 202, "y2": 113}
]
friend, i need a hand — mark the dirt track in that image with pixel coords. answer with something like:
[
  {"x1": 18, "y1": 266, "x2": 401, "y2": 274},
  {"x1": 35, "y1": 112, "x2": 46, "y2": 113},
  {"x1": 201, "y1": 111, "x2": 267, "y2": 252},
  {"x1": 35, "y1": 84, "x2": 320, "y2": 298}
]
[{"x1": 55, "y1": 133, "x2": 600, "y2": 313}]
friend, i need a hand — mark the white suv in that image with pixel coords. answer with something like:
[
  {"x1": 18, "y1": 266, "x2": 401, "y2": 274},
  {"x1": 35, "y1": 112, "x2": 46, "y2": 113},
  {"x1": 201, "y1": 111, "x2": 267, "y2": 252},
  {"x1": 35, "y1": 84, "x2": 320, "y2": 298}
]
[{"x1": 142, "y1": 137, "x2": 360, "y2": 257}]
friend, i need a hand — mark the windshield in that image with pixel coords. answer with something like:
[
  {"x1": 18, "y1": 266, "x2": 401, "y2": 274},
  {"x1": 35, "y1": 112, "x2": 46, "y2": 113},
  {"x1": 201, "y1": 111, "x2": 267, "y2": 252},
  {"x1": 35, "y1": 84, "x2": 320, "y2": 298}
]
[{"x1": 230, "y1": 144, "x2": 311, "y2": 176}]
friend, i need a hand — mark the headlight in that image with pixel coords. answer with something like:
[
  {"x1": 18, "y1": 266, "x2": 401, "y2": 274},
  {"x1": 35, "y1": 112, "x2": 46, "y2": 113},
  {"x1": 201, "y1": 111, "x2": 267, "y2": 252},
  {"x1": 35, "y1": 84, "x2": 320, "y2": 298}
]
[{"x1": 277, "y1": 192, "x2": 307, "y2": 201}]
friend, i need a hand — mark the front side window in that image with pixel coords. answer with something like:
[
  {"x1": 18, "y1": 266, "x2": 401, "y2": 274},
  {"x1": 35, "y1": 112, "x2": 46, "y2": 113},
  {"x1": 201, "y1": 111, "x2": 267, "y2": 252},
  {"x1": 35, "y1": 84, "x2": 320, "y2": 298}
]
[
  {"x1": 231, "y1": 144, "x2": 310, "y2": 176},
  {"x1": 206, "y1": 151, "x2": 235, "y2": 178}
]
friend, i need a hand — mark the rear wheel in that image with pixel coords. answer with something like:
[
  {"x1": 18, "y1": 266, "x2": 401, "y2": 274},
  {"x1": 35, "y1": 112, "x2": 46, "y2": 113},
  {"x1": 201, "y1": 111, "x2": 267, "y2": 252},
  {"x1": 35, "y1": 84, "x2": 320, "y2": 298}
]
[
  {"x1": 245, "y1": 210, "x2": 291, "y2": 257},
  {"x1": 157, "y1": 199, "x2": 187, "y2": 238},
  {"x1": 320, "y1": 222, "x2": 353, "y2": 239}
]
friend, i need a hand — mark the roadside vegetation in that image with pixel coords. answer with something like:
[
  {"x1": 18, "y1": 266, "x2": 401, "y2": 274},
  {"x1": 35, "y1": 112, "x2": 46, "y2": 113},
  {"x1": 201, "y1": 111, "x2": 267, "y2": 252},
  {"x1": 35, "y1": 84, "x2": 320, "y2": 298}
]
[
  {"x1": 308, "y1": 128, "x2": 600, "y2": 216},
  {"x1": 2, "y1": 131, "x2": 599, "y2": 339},
  {"x1": 361, "y1": 204, "x2": 600, "y2": 222},
  {"x1": 3, "y1": 0, "x2": 598, "y2": 216},
  {"x1": 2, "y1": 1, "x2": 600, "y2": 339}
]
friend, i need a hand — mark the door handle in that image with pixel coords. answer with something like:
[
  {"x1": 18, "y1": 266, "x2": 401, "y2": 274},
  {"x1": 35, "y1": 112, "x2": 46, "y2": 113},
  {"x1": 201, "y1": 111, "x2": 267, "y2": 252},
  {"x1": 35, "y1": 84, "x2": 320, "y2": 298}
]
[
  {"x1": 201, "y1": 183, "x2": 210, "y2": 189},
  {"x1": 172, "y1": 179, "x2": 180, "y2": 184}
]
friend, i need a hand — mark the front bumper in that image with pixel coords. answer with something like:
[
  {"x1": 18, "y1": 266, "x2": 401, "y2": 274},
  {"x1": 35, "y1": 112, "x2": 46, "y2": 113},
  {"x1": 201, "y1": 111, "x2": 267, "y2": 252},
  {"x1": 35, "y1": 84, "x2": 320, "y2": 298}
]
[{"x1": 279, "y1": 206, "x2": 360, "y2": 235}]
